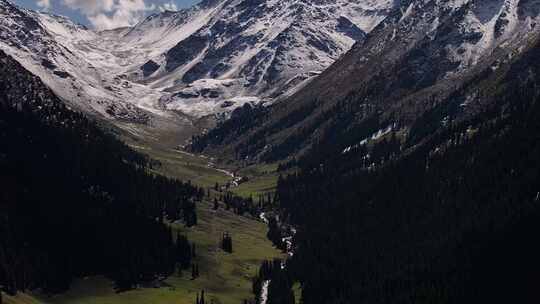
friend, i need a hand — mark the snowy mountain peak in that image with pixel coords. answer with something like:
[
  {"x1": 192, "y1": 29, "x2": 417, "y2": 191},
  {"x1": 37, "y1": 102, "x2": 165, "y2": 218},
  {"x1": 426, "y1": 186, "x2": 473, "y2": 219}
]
[
  {"x1": 284, "y1": 0, "x2": 540, "y2": 122},
  {"x1": 0, "y1": 0, "x2": 393, "y2": 128},
  {"x1": 131, "y1": 0, "x2": 394, "y2": 117}
]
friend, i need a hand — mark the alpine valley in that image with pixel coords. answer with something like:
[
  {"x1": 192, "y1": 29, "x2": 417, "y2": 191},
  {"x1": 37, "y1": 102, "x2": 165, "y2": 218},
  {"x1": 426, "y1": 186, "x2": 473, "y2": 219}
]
[{"x1": 2, "y1": 0, "x2": 540, "y2": 304}]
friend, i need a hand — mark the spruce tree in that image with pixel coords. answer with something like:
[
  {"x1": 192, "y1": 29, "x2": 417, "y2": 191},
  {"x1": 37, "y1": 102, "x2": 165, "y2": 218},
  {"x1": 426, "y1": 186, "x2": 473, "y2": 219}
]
[{"x1": 221, "y1": 232, "x2": 233, "y2": 253}]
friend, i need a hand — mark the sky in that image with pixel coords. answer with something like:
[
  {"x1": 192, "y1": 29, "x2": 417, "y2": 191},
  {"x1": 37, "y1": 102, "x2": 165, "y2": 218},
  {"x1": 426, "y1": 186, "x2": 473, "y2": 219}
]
[{"x1": 12, "y1": 0, "x2": 200, "y2": 29}]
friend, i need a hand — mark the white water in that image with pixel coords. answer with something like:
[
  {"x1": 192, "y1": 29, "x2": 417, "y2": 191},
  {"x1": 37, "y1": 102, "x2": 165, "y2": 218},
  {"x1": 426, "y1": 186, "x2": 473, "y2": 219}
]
[{"x1": 260, "y1": 280, "x2": 270, "y2": 304}]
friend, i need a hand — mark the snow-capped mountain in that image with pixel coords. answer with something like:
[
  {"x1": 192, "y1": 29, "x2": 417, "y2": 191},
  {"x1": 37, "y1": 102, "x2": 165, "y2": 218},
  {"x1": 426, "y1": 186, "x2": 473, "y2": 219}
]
[
  {"x1": 0, "y1": 0, "x2": 166, "y2": 129},
  {"x1": 189, "y1": 0, "x2": 540, "y2": 160},
  {"x1": 302, "y1": 0, "x2": 540, "y2": 106},
  {"x1": 0, "y1": 0, "x2": 393, "y2": 136},
  {"x1": 135, "y1": 0, "x2": 394, "y2": 116},
  {"x1": 293, "y1": 0, "x2": 540, "y2": 125}
]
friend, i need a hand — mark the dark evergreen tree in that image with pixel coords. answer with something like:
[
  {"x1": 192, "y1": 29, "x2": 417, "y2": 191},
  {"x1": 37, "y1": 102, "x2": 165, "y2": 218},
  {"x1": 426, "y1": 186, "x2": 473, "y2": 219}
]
[
  {"x1": 221, "y1": 232, "x2": 233, "y2": 253},
  {"x1": 191, "y1": 264, "x2": 199, "y2": 280},
  {"x1": 266, "y1": 218, "x2": 285, "y2": 251},
  {"x1": 176, "y1": 234, "x2": 192, "y2": 270}
]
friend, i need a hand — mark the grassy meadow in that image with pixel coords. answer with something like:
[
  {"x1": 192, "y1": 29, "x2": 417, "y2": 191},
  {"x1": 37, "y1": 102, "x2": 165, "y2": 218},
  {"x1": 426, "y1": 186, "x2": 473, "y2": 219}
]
[
  {"x1": 11, "y1": 199, "x2": 283, "y2": 304},
  {"x1": 5, "y1": 136, "x2": 283, "y2": 304}
]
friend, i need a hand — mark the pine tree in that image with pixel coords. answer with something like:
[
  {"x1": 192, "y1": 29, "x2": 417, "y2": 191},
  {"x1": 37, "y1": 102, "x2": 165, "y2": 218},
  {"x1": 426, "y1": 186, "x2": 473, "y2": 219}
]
[
  {"x1": 267, "y1": 218, "x2": 285, "y2": 250},
  {"x1": 176, "y1": 234, "x2": 192, "y2": 269},
  {"x1": 191, "y1": 263, "x2": 200, "y2": 280},
  {"x1": 221, "y1": 232, "x2": 233, "y2": 253}
]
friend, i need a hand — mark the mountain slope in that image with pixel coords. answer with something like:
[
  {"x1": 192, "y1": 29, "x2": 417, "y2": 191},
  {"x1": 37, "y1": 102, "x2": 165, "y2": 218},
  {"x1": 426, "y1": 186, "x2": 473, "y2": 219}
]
[
  {"x1": 191, "y1": 0, "x2": 540, "y2": 162},
  {"x1": 273, "y1": 36, "x2": 540, "y2": 303},
  {"x1": 143, "y1": 0, "x2": 393, "y2": 117},
  {"x1": 0, "y1": 0, "x2": 393, "y2": 132},
  {"x1": 0, "y1": 49, "x2": 202, "y2": 294},
  {"x1": 0, "y1": 0, "x2": 201, "y2": 142}
]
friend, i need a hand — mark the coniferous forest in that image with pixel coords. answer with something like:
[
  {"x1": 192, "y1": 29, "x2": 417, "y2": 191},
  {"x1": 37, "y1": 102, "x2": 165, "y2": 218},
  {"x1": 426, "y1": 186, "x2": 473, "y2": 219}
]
[
  {"x1": 0, "y1": 51, "x2": 203, "y2": 295},
  {"x1": 265, "y1": 41, "x2": 540, "y2": 304}
]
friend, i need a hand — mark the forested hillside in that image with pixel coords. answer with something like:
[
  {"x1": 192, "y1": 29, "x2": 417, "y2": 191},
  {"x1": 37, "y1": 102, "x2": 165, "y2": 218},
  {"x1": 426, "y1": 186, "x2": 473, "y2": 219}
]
[
  {"x1": 0, "y1": 50, "x2": 204, "y2": 295},
  {"x1": 190, "y1": 0, "x2": 540, "y2": 165},
  {"x1": 268, "y1": 38, "x2": 540, "y2": 303}
]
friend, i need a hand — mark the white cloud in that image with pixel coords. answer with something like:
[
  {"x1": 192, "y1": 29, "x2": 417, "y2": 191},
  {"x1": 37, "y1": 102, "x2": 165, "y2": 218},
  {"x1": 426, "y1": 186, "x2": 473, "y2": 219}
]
[
  {"x1": 36, "y1": 0, "x2": 51, "y2": 10},
  {"x1": 61, "y1": 0, "x2": 156, "y2": 30},
  {"x1": 158, "y1": 2, "x2": 178, "y2": 11},
  {"x1": 62, "y1": 0, "x2": 115, "y2": 14}
]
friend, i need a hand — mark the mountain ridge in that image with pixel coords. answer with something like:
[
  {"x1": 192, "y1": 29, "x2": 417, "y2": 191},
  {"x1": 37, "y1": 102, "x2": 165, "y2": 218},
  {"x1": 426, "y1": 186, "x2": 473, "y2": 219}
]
[
  {"x1": 0, "y1": 0, "x2": 393, "y2": 138},
  {"x1": 190, "y1": 0, "x2": 540, "y2": 163}
]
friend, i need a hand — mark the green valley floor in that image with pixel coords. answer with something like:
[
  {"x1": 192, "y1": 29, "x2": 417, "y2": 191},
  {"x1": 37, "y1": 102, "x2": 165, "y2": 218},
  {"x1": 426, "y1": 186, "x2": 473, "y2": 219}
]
[{"x1": 3, "y1": 140, "x2": 283, "y2": 304}]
